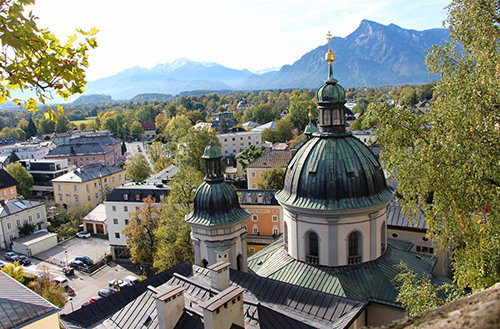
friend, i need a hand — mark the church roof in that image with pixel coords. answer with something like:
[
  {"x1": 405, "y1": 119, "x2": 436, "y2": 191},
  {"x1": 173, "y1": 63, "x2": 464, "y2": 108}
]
[
  {"x1": 247, "y1": 239, "x2": 450, "y2": 308},
  {"x1": 276, "y1": 136, "x2": 393, "y2": 211}
]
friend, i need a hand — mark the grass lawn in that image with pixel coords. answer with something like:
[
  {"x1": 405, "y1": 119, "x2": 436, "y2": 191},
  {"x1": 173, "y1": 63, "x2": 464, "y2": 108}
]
[{"x1": 71, "y1": 116, "x2": 97, "y2": 126}]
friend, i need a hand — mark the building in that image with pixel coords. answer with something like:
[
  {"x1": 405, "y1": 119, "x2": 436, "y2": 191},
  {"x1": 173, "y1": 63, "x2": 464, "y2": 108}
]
[
  {"x1": 244, "y1": 42, "x2": 450, "y2": 327},
  {"x1": 246, "y1": 150, "x2": 292, "y2": 189},
  {"x1": 0, "y1": 169, "x2": 18, "y2": 201},
  {"x1": 66, "y1": 133, "x2": 122, "y2": 164},
  {"x1": 45, "y1": 143, "x2": 116, "y2": 167},
  {"x1": 186, "y1": 138, "x2": 249, "y2": 271},
  {"x1": 0, "y1": 140, "x2": 56, "y2": 162},
  {"x1": 141, "y1": 122, "x2": 156, "y2": 140},
  {"x1": 351, "y1": 128, "x2": 376, "y2": 145},
  {"x1": 19, "y1": 159, "x2": 73, "y2": 199},
  {"x1": 237, "y1": 189, "x2": 282, "y2": 255},
  {"x1": 51, "y1": 165, "x2": 125, "y2": 207},
  {"x1": 216, "y1": 130, "x2": 262, "y2": 156},
  {"x1": 0, "y1": 272, "x2": 60, "y2": 328},
  {"x1": 82, "y1": 203, "x2": 108, "y2": 236},
  {"x1": 0, "y1": 198, "x2": 47, "y2": 250},
  {"x1": 105, "y1": 166, "x2": 179, "y2": 260},
  {"x1": 251, "y1": 121, "x2": 276, "y2": 133}
]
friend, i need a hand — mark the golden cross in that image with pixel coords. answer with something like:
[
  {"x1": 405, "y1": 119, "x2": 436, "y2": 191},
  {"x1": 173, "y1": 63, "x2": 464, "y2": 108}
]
[{"x1": 326, "y1": 31, "x2": 332, "y2": 51}]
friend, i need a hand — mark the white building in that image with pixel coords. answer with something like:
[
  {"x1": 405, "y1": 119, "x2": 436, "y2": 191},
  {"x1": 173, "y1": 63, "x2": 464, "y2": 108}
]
[
  {"x1": 105, "y1": 166, "x2": 178, "y2": 260},
  {"x1": 216, "y1": 131, "x2": 262, "y2": 156},
  {"x1": 0, "y1": 140, "x2": 55, "y2": 161},
  {"x1": 0, "y1": 198, "x2": 48, "y2": 250}
]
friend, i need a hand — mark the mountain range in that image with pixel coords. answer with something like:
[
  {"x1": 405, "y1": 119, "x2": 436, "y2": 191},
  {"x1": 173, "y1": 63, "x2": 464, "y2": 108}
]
[{"x1": 82, "y1": 20, "x2": 448, "y2": 100}]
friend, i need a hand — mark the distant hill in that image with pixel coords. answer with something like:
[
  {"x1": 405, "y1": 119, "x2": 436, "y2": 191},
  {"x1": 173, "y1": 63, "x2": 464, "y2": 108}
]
[
  {"x1": 72, "y1": 94, "x2": 113, "y2": 104},
  {"x1": 82, "y1": 21, "x2": 447, "y2": 99},
  {"x1": 241, "y1": 20, "x2": 448, "y2": 89},
  {"x1": 130, "y1": 93, "x2": 173, "y2": 103}
]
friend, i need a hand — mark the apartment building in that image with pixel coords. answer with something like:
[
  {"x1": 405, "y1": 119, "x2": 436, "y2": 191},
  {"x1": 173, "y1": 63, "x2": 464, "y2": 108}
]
[{"x1": 0, "y1": 169, "x2": 18, "y2": 201}]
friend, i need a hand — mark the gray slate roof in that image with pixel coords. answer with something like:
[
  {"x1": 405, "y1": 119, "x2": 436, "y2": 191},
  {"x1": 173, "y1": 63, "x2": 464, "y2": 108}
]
[
  {"x1": 61, "y1": 262, "x2": 364, "y2": 329},
  {"x1": 236, "y1": 189, "x2": 279, "y2": 205},
  {"x1": 0, "y1": 169, "x2": 18, "y2": 189},
  {"x1": 46, "y1": 143, "x2": 113, "y2": 157},
  {"x1": 51, "y1": 165, "x2": 124, "y2": 183},
  {"x1": 386, "y1": 201, "x2": 428, "y2": 231},
  {"x1": 0, "y1": 272, "x2": 59, "y2": 328},
  {"x1": 0, "y1": 198, "x2": 43, "y2": 218},
  {"x1": 67, "y1": 135, "x2": 120, "y2": 146},
  {"x1": 247, "y1": 150, "x2": 292, "y2": 169}
]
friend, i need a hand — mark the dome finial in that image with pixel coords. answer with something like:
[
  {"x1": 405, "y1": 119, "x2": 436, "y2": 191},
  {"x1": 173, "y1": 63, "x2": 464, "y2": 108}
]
[
  {"x1": 308, "y1": 105, "x2": 313, "y2": 119},
  {"x1": 325, "y1": 31, "x2": 335, "y2": 81}
]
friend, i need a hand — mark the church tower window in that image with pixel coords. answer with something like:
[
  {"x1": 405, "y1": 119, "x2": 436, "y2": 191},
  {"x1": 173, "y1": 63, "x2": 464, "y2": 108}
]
[
  {"x1": 348, "y1": 231, "x2": 362, "y2": 264},
  {"x1": 306, "y1": 231, "x2": 319, "y2": 264}
]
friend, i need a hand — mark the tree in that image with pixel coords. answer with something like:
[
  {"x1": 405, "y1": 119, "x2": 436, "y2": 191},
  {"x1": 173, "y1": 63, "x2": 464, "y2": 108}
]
[
  {"x1": 164, "y1": 166, "x2": 203, "y2": 210},
  {"x1": 7, "y1": 149, "x2": 19, "y2": 164},
  {"x1": 37, "y1": 117, "x2": 55, "y2": 134},
  {"x1": 371, "y1": 0, "x2": 500, "y2": 292},
  {"x1": 0, "y1": 0, "x2": 98, "y2": 117},
  {"x1": 242, "y1": 104, "x2": 278, "y2": 124},
  {"x1": 261, "y1": 118, "x2": 294, "y2": 143},
  {"x1": 258, "y1": 166, "x2": 285, "y2": 190},
  {"x1": 28, "y1": 267, "x2": 67, "y2": 308},
  {"x1": 238, "y1": 144, "x2": 265, "y2": 170},
  {"x1": 287, "y1": 94, "x2": 317, "y2": 132},
  {"x1": 153, "y1": 155, "x2": 173, "y2": 173},
  {"x1": 55, "y1": 115, "x2": 71, "y2": 133},
  {"x1": 130, "y1": 121, "x2": 144, "y2": 139},
  {"x1": 125, "y1": 153, "x2": 151, "y2": 182},
  {"x1": 171, "y1": 128, "x2": 214, "y2": 173},
  {"x1": 121, "y1": 140, "x2": 127, "y2": 155},
  {"x1": 6, "y1": 163, "x2": 33, "y2": 197},
  {"x1": 1, "y1": 261, "x2": 27, "y2": 284},
  {"x1": 147, "y1": 141, "x2": 167, "y2": 164},
  {"x1": 27, "y1": 118, "x2": 37, "y2": 138},
  {"x1": 164, "y1": 114, "x2": 191, "y2": 143},
  {"x1": 18, "y1": 222, "x2": 35, "y2": 236},
  {"x1": 123, "y1": 197, "x2": 160, "y2": 276}
]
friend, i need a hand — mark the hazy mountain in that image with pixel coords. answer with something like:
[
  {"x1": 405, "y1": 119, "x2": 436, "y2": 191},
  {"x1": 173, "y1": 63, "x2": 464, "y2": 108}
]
[
  {"x1": 83, "y1": 20, "x2": 447, "y2": 100},
  {"x1": 73, "y1": 94, "x2": 113, "y2": 104},
  {"x1": 241, "y1": 20, "x2": 448, "y2": 89},
  {"x1": 84, "y1": 58, "x2": 253, "y2": 100}
]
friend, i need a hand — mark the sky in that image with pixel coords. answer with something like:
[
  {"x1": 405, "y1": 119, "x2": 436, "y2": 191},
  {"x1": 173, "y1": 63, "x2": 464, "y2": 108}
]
[{"x1": 32, "y1": 0, "x2": 449, "y2": 82}]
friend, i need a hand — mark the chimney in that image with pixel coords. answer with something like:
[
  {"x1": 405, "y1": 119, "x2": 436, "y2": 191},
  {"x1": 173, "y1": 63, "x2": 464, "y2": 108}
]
[
  {"x1": 208, "y1": 261, "x2": 230, "y2": 291},
  {"x1": 199, "y1": 286, "x2": 245, "y2": 329},
  {"x1": 153, "y1": 285, "x2": 185, "y2": 329}
]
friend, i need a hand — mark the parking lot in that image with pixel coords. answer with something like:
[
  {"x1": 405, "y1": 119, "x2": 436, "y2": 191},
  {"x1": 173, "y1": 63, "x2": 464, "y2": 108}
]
[{"x1": 36, "y1": 236, "x2": 110, "y2": 267}]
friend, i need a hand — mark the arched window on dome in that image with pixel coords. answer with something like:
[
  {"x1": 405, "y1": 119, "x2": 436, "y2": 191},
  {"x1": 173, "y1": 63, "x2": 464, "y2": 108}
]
[
  {"x1": 306, "y1": 231, "x2": 319, "y2": 264},
  {"x1": 284, "y1": 222, "x2": 288, "y2": 251},
  {"x1": 348, "y1": 231, "x2": 362, "y2": 264},
  {"x1": 381, "y1": 221, "x2": 387, "y2": 253}
]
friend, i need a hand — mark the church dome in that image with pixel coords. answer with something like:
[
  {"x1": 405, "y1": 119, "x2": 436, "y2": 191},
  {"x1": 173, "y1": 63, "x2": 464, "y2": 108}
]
[
  {"x1": 275, "y1": 135, "x2": 393, "y2": 211},
  {"x1": 317, "y1": 78, "x2": 345, "y2": 103}
]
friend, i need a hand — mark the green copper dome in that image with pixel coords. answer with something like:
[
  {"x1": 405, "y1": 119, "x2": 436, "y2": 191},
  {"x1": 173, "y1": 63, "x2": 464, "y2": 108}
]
[
  {"x1": 186, "y1": 182, "x2": 249, "y2": 226},
  {"x1": 202, "y1": 137, "x2": 222, "y2": 159},
  {"x1": 304, "y1": 120, "x2": 318, "y2": 135},
  {"x1": 275, "y1": 135, "x2": 393, "y2": 211},
  {"x1": 317, "y1": 79, "x2": 346, "y2": 103}
]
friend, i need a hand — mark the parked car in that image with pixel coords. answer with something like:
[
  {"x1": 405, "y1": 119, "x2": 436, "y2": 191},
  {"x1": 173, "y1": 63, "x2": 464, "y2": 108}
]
[
  {"x1": 75, "y1": 256, "x2": 93, "y2": 266},
  {"x1": 76, "y1": 231, "x2": 91, "y2": 239},
  {"x1": 109, "y1": 279, "x2": 128, "y2": 290},
  {"x1": 69, "y1": 260, "x2": 86, "y2": 270},
  {"x1": 97, "y1": 288, "x2": 115, "y2": 298},
  {"x1": 52, "y1": 276, "x2": 69, "y2": 288},
  {"x1": 62, "y1": 267, "x2": 75, "y2": 276},
  {"x1": 89, "y1": 296, "x2": 102, "y2": 304},
  {"x1": 124, "y1": 275, "x2": 139, "y2": 286},
  {"x1": 17, "y1": 255, "x2": 31, "y2": 266},
  {"x1": 4, "y1": 252, "x2": 18, "y2": 261}
]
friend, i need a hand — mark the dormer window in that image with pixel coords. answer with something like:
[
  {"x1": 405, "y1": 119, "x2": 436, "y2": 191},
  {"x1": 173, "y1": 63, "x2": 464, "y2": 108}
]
[
  {"x1": 123, "y1": 194, "x2": 128, "y2": 200},
  {"x1": 135, "y1": 194, "x2": 140, "y2": 201}
]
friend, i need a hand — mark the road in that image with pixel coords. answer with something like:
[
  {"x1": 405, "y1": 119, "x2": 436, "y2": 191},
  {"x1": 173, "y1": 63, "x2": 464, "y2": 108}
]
[{"x1": 125, "y1": 141, "x2": 154, "y2": 170}]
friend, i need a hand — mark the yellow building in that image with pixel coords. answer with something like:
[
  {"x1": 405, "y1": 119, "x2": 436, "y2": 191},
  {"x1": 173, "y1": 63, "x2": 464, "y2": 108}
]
[
  {"x1": 246, "y1": 150, "x2": 291, "y2": 189},
  {"x1": 52, "y1": 164, "x2": 125, "y2": 207},
  {"x1": 0, "y1": 169, "x2": 18, "y2": 201}
]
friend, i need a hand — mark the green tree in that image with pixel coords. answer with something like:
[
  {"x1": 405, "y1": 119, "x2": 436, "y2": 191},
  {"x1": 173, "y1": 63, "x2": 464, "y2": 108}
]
[
  {"x1": 164, "y1": 114, "x2": 191, "y2": 143},
  {"x1": 172, "y1": 128, "x2": 214, "y2": 173},
  {"x1": 147, "y1": 141, "x2": 167, "y2": 164},
  {"x1": 6, "y1": 163, "x2": 33, "y2": 197},
  {"x1": 0, "y1": 0, "x2": 98, "y2": 117},
  {"x1": 287, "y1": 95, "x2": 317, "y2": 131},
  {"x1": 372, "y1": 0, "x2": 500, "y2": 292},
  {"x1": 242, "y1": 104, "x2": 277, "y2": 124},
  {"x1": 130, "y1": 121, "x2": 144, "y2": 139},
  {"x1": 125, "y1": 153, "x2": 151, "y2": 182},
  {"x1": 1, "y1": 261, "x2": 27, "y2": 284},
  {"x1": 153, "y1": 155, "x2": 173, "y2": 173},
  {"x1": 27, "y1": 118, "x2": 37, "y2": 137},
  {"x1": 28, "y1": 268, "x2": 67, "y2": 308},
  {"x1": 37, "y1": 117, "x2": 55, "y2": 134},
  {"x1": 258, "y1": 166, "x2": 285, "y2": 190},
  {"x1": 18, "y1": 222, "x2": 35, "y2": 236},
  {"x1": 121, "y1": 140, "x2": 127, "y2": 155},
  {"x1": 7, "y1": 149, "x2": 19, "y2": 164},
  {"x1": 103, "y1": 116, "x2": 119, "y2": 136},
  {"x1": 123, "y1": 197, "x2": 159, "y2": 276},
  {"x1": 238, "y1": 144, "x2": 265, "y2": 170},
  {"x1": 55, "y1": 115, "x2": 71, "y2": 133}
]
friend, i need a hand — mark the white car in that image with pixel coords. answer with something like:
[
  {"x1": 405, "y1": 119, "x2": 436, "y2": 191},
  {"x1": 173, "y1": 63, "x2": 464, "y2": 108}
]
[{"x1": 76, "y1": 231, "x2": 91, "y2": 239}]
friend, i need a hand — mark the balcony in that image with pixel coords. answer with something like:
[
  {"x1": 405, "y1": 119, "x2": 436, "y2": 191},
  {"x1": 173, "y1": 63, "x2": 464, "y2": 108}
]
[
  {"x1": 306, "y1": 255, "x2": 319, "y2": 265},
  {"x1": 348, "y1": 256, "x2": 361, "y2": 265}
]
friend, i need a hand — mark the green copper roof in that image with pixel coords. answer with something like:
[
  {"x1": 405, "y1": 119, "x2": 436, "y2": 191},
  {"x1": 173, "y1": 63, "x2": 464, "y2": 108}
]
[
  {"x1": 317, "y1": 79, "x2": 346, "y2": 103},
  {"x1": 276, "y1": 135, "x2": 393, "y2": 211},
  {"x1": 304, "y1": 120, "x2": 318, "y2": 135},
  {"x1": 248, "y1": 239, "x2": 451, "y2": 308},
  {"x1": 186, "y1": 181, "x2": 249, "y2": 226},
  {"x1": 202, "y1": 137, "x2": 222, "y2": 159}
]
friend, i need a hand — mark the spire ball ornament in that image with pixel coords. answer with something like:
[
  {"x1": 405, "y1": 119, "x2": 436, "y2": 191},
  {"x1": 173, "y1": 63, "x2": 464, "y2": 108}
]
[{"x1": 325, "y1": 31, "x2": 335, "y2": 63}]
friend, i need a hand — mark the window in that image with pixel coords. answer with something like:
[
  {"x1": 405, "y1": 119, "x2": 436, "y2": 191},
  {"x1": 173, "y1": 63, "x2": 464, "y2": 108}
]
[
  {"x1": 59, "y1": 194, "x2": 63, "y2": 202},
  {"x1": 11, "y1": 188, "x2": 14, "y2": 193},
  {"x1": 86, "y1": 184, "x2": 89, "y2": 192},
  {"x1": 16, "y1": 220, "x2": 20, "y2": 227},
  {"x1": 74, "y1": 195, "x2": 79, "y2": 203},
  {"x1": 112, "y1": 206, "x2": 116, "y2": 211},
  {"x1": 272, "y1": 227, "x2": 279, "y2": 235},
  {"x1": 28, "y1": 215, "x2": 32, "y2": 222},
  {"x1": 306, "y1": 231, "x2": 319, "y2": 264},
  {"x1": 272, "y1": 215, "x2": 278, "y2": 222},
  {"x1": 94, "y1": 182, "x2": 97, "y2": 187},
  {"x1": 252, "y1": 225, "x2": 259, "y2": 235},
  {"x1": 37, "y1": 213, "x2": 40, "y2": 219},
  {"x1": 135, "y1": 194, "x2": 140, "y2": 201},
  {"x1": 348, "y1": 231, "x2": 361, "y2": 264},
  {"x1": 125, "y1": 219, "x2": 129, "y2": 225},
  {"x1": 58, "y1": 185, "x2": 61, "y2": 191},
  {"x1": 112, "y1": 177, "x2": 115, "y2": 183},
  {"x1": 251, "y1": 183, "x2": 256, "y2": 188},
  {"x1": 74, "y1": 186, "x2": 77, "y2": 192},
  {"x1": 4, "y1": 190, "x2": 7, "y2": 195},
  {"x1": 391, "y1": 233, "x2": 398, "y2": 238},
  {"x1": 113, "y1": 218, "x2": 118, "y2": 224},
  {"x1": 123, "y1": 194, "x2": 129, "y2": 200},
  {"x1": 87, "y1": 195, "x2": 91, "y2": 201},
  {"x1": 251, "y1": 215, "x2": 258, "y2": 222},
  {"x1": 124, "y1": 206, "x2": 128, "y2": 212},
  {"x1": 251, "y1": 172, "x2": 256, "y2": 178},
  {"x1": 115, "y1": 232, "x2": 120, "y2": 239},
  {"x1": 381, "y1": 222, "x2": 386, "y2": 252},
  {"x1": 7, "y1": 222, "x2": 11, "y2": 230},
  {"x1": 95, "y1": 192, "x2": 99, "y2": 199},
  {"x1": 104, "y1": 178, "x2": 107, "y2": 183},
  {"x1": 249, "y1": 247, "x2": 255, "y2": 255}
]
